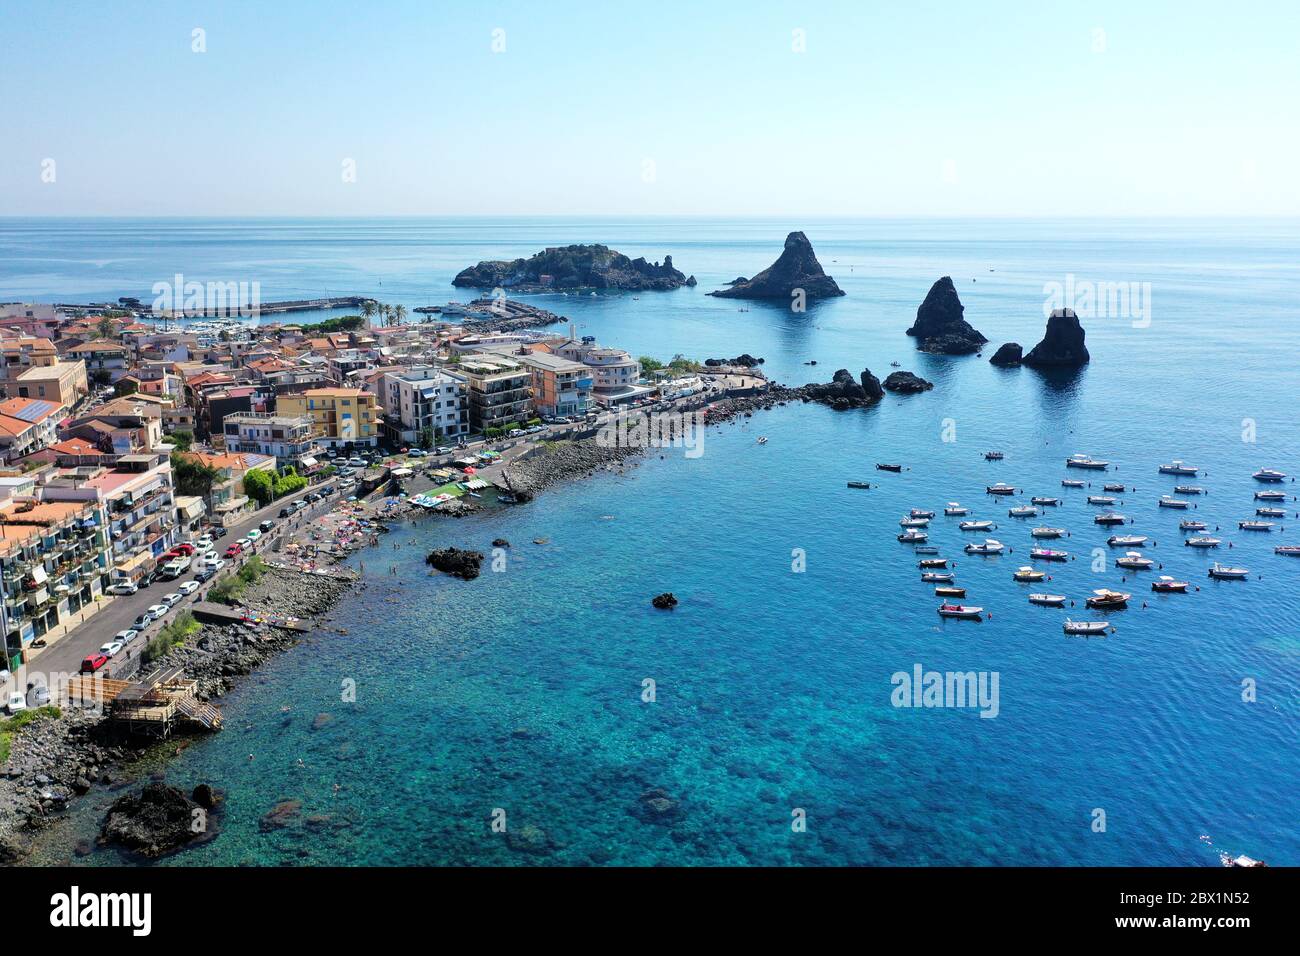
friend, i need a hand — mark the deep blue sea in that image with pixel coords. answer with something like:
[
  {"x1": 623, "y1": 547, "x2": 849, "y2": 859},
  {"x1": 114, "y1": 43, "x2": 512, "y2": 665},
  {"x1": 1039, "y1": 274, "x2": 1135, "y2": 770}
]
[{"x1": 6, "y1": 217, "x2": 1298, "y2": 866}]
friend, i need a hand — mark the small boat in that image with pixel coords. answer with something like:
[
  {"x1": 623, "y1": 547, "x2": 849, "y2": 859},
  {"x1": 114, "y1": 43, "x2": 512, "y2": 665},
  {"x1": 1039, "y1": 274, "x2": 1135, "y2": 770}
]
[
  {"x1": 1064, "y1": 619, "x2": 1112, "y2": 635},
  {"x1": 1008, "y1": 505, "x2": 1038, "y2": 518},
  {"x1": 984, "y1": 451, "x2": 1005, "y2": 460},
  {"x1": 1274, "y1": 545, "x2": 1300, "y2": 557},
  {"x1": 847, "y1": 481, "x2": 872, "y2": 489},
  {"x1": 1238, "y1": 520, "x2": 1274, "y2": 531},
  {"x1": 1208, "y1": 563, "x2": 1249, "y2": 580},
  {"x1": 1030, "y1": 548, "x2": 1069, "y2": 561},
  {"x1": 965, "y1": 539, "x2": 1004, "y2": 554},
  {"x1": 1256, "y1": 507, "x2": 1285, "y2": 518},
  {"x1": 1151, "y1": 576, "x2": 1188, "y2": 593},
  {"x1": 1115, "y1": 551, "x2": 1154, "y2": 570},
  {"x1": 1158, "y1": 460, "x2": 1199, "y2": 475},
  {"x1": 1031, "y1": 526, "x2": 1065, "y2": 538},
  {"x1": 935, "y1": 586, "x2": 966, "y2": 598},
  {"x1": 1253, "y1": 468, "x2": 1287, "y2": 483},
  {"x1": 918, "y1": 558, "x2": 949, "y2": 568},
  {"x1": 986, "y1": 483, "x2": 1016, "y2": 495},
  {"x1": 910, "y1": 508, "x2": 936, "y2": 518},
  {"x1": 1031, "y1": 496, "x2": 1061, "y2": 507},
  {"x1": 1013, "y1": 566, "x2": 1045, "y2": 582},
  {"x1": 1179, "y1": 519, "x2": 1207, "y2": 531},
  {"x1": 1066, "y1": 454, "x2": 1109, "y2": 470},
  {"x1": 876, "y1": 463, "x2": 903, "y2": 473},
  {"x1": 1086, "y1": 588, "x2": 1131, "y2": 609},
  {"x1": 921, "y1": 571, "x2": 955, "y2": 583},
  {"x1": 1087, "y1": 495, "x2": 1116, "y2": 505},
  {"x1": 756, "y1": 436, "x2": 768, "y2": 444},
  {"x1": 1158, "y1": 496, "x2": 1190, "y2": 509},
  {"x1": 944, "y1": 502, "x2": 969, "y2": 516},
  {"x1": 1102, "y1": 483, "x2": 1127, "y2": 493},
  {"x1": 1028, "y1": 593, "x2": 1067, "y2": 606},
  {"x1": 1174, "y1": 485, "x2": 1205, "y2": 495},
  {"x1": 959, "y1": 519, "x2": 997, "y2": 531},
  {"x1": 937, "y1": 603, "x2": 984, "y2": 619},
  {"x1": 1094, "y1": 512, "x2": 1128, "y2": 525},
  {"x1": 1107, "y1": 534, "x2": 1147, "y2": 547},
  {"x1": 1255, "y1": 490, "x2": 1288, "y2": 501},
  {"x1": 1061, "y1": 479, "x2": 1086, "y2": 488},
  {"x1": 913, "y1": 545, "x2": 940, "y2": 555},
  {"x1": 898, "y1": 530, "x2": 929, "y2": 543},
  {"x1": 1185, "y1": 536, "x2": 1221, "y2": 548},
  {"x1": 899, "y1": 517, "x2": 931, "y2": 528}
]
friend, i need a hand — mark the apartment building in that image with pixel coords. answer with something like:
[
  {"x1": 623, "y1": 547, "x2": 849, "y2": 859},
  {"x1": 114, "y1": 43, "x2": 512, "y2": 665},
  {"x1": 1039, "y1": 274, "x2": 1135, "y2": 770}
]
[
  {"x1": 0, "y1": 335, "x2": 58, "y2": 396},
  {"x1": 222, "y1": 412, "x2": 324, "y2": 470},
  {"x1": 445, "y1": 357, "x2": 532, "y2": 432},
  {"x1": 546, "y1": 336, "x2": 640, "y2": 401},
  {"x1": 379, "y1": 367, "x2": 468, "y2": 444},
  {"x1": 14, "y1": 359, "x2": 89, "y2": 406},
  {"x1": 61, "y1": 340, "x2": 130, "y2": 383},
  {"x1": 514, "y1": 351, "x2": 592, "y2": 418},
  {"x1": 277, "y1": 387, "x2": 378, "y2": 449},
  {"x1": 0, "y1": 396, "x2": 65, "y2": 462}
]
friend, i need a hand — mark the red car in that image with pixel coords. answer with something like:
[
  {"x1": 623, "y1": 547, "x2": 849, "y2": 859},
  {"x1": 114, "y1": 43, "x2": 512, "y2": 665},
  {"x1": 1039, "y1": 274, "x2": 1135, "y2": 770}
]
[
  {"x1": 80, "y1": 653, "x2": 109, "y2": 674},
  {"x1": 224, "y1": 543, "x2": 243, "y2": 557},
  {"x1": 168, "y1": 543, "x2": 196, "y2": 557}
]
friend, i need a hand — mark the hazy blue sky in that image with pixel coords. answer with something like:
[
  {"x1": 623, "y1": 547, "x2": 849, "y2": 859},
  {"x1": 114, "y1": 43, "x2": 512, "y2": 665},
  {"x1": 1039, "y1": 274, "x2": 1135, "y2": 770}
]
[{"x1": 1, "y1": 0, "x2": 1296, "y2": 216}]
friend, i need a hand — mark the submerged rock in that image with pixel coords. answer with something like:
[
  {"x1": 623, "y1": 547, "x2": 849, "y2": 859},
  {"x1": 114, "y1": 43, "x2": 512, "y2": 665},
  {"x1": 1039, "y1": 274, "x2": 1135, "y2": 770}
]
[
  {"x1": 425, "y1": 547, "x2": 485, "y2": 580},
  {"x1": 1023, "y1": 308, "x2": 1090, "y2": 368},
  {"x1": 492, "y1": 538, "x2": 510, "y2": 548},
  {"x1": 453, "y1": 244, "x2": 691, "y2": 292},
  {"x1": 882, "y1": 371, "x2": 935, "y2": 393},
  {"x1": 709, "y1": 232, "x2": 845, "y2": 300},
  {"x1": 989, "y1": 342, "x2": 1023, "y2": 366},
  {"x1": 651, "y1": 592, "x2": 679, "y2": 610},
  {"x1": 100, "y1": 783, "x2": 202, "y2": 858},
  {"x1": 906, "y1": 277, "x2": 987, "y2": 354}
]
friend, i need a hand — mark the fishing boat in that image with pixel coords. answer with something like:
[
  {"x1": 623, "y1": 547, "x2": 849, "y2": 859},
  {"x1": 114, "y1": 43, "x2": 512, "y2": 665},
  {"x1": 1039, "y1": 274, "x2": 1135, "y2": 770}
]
[
  {"x1": 1185, "y1": 536, "x2": 1222, "y2": 548},
  {"x1": 935, "y1": 586, "x2": 966, "y2": 598},
  {"x1": 1115, "y1": 551, "x2": 1154, "y2": 570},
  {"x1": 984, "y1": 451, "x2": 1005, "y2": 460},
  {"x1": 1031, "y1": 496, "x2": 1061, "y2": 506},
  {"x1": 1158, "y1": 496, "x2": 1190, "y2": 509},
  {"x1": 1238, "y1": 520, "x2": 1274, "y2": 531},
  {"x1": 898, "y1": 530, "x2": 929, "y2": 543},
  {"x1": 986, "y1": 483, "x2": 1016, "y2": 495},
  {"x1": 959, "y1": 519, "x2": 997, "y2": 531},
  {"x1": 1102, "y1": 483, "x2": 1127, "y2": 493},
  {"x1": 1008, "y1": 505, "x2": 1038, "y2": 518},
  {"x1": 910, "y1": 508, "x2": 936, "y2": 518},
  {"x1": 1086, "y1": 588, "x2": 1131, "y2": 609},
  {"x1": 918, "y1": 558, "x2": 949, "y2": 568},
  {"x1": 913, "y1": 545, "x2": 940, "y2": 555},
  {"x1": 1174, "y1": 485, "x2": 1205, "y2": 495},
  {"x1": 943, "y1": 502, "x2": 969, "y2": 516},
  {"x1": 1061, "y1": 478, "x2": 1086, "y2": 488},
  {"x1": 964, "y1": 539, "x2": 1004, "y2": 554},
  {"x1": 1208, "y1": 562, "x2": 1249, "y2": 580},
  {"x1": 756, "y1": 436, "x2": 768, "y2": 444},
  {"x1": 846, "y1": 481, "x2": 872, "y2": 489},
  {"x1": 1253, "y1": 468, "x2": 1287, "y2": 482},
  {"x1": 1274, "y1": 546, "x2": 1300, "y2": 557},
  {"x1": 1064, "y1": 619, "x2": 1112, "y2": 635},
  {"x1": 1151, "y1": 576, "x2": 1189, "y2": 593},
  {"x1": 1094, "y1": 512, "x2": 1128, "y2": 525},
  {"x1": 1179, "y1": 519, "x2": 1207, "y2": 531},
  {"x1": 937, "y1": 603, "x2": 984, "y2": 619},
  {"x1": 1254, "y1": 490, "x2": 1288, "y2": 501},
  {"x1": 1028, "y1": 593, "x2": 1067, "y2": 606},
  {"x1": 921, "y1": 571, "x2": 955, "y2": 583},
  {"x1": 1030, "y1": 547, "x2": 1069, "y2": 561},
  {"x1": 1087, "y1": 495, "x2": 1116, "y2": 505},
  {"x1": 899, "y1": 516, "x2": 930, "y2": 528},
  {"x1": 876, "y1": 463, "x2": 903, "y2": 473},
  {"x1": 1031, "y1": 526, "x2": 1065, "y2": 538},
  {"x1": 1013, "y1": 566, "x2": 1045, "y2": 582},
  {"x1": 1105, "y1": 535, "x2": 1146, "y2": 549},
  {"x1": 1158, "y1": 460, "x2": 1199, "y2": 475},
  {"x1": 1066, "y1": 454, "x2": 1109, "y2": 470},
  {"x1": 1256, "y1": 507, "x2": 1286, "y2": 518}
]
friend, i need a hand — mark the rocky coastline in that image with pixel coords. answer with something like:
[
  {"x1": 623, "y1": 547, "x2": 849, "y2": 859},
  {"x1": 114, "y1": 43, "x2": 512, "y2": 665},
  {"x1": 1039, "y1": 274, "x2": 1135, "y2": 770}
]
[{"x1": 453, "y1": 244, "x2": 694, "y2": 292}]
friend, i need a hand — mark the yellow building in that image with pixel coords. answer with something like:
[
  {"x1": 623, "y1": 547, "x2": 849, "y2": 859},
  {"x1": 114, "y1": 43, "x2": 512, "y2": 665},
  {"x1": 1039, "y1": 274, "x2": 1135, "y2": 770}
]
[{"x1": 277, "y1": 387, "x2": 378, "y2": 449}]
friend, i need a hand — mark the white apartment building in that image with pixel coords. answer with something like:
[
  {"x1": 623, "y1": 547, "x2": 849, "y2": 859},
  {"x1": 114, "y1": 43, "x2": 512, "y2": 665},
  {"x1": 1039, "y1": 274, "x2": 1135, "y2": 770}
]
[{"x1": 380, "y1": 366, "x2": 468, "y2": 443}]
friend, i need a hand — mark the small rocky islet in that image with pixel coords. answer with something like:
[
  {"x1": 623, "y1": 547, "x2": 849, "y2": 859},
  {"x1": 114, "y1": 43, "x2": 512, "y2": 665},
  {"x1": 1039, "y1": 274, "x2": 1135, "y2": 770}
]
[
  {"x1": 907, "y1": 276, "x2": 988, "y2": 354},
  {"x1": 452, "y1": 243, "x2": 694, "y2": 292},
  {"x1": 709, "y1": 231, "x2": 845, "y2": 300}
]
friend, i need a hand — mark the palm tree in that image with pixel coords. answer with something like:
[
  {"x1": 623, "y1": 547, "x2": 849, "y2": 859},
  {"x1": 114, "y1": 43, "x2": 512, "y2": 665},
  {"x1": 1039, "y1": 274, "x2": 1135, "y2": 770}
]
[
  {"x1": 393, "y1": 305, "x2": 407, "y2": 326},
  {"x1": 361, "y1": 299, "x2": 377, "y2": 329},
  {"x1": 382, "y1": 305, "x2": 394, "y2": 327}
]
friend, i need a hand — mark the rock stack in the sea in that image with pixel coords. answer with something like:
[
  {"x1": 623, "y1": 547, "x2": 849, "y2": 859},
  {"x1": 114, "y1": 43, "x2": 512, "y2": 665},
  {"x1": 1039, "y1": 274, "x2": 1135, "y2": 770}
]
[
  {"x1": 453, "y1": 244, "x2": 693, "y2": 292},
  {"x1": 99, "y1": 783, "x2": 207, "y2": 858},
  {"x1": 882, "y1": 370, "x2": 934, "y2": 393},
  {"x1": 906, "y1": 277, "x2": 987, "y2": 354},
  {"x1": 709, "y1": 232, "x2": 845, "y2": 300},
  {"x1": 425, "y1": 548, "x2": 485, "y2": 580},
  {"x1": 989, "y1": 342, "x2": 1023, "y2": 366},
  {"x1": 1022, "y1": 308, "x2": 1090, "y2": 368},
  {"x1": 802, "y1": 369, "x2": 883, "y2": 410},
  {"x1": 651, "y1": 592, "x2": 679, "y2": 609}
]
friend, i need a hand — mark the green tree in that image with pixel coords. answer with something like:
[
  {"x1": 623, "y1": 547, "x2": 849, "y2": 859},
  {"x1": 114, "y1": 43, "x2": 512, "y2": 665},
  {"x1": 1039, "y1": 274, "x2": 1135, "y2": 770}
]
[
  {"x1": 418, "y1": 426, "x2": 434, "y2": 450},
  {"x1": 168, "y1": 429, "x2": 193, "y2": 451},
  {"x1": 361, "y1": 300, "x2": 377, "y2": 329},
  {"x1": 393, "y1": 304, "x2": 407, "y2": 326},
  {"x1": 242, "y1": 467, "x2": 274, "y2": 506},
  {"x1": 171, "y1": 452, "x2": 220, "y2": 498},
  {"x1": 95, "y1": 316, "x2": 116, "y2": 339},
  {"x1": 114, "y1": 378, "x2": 138, "y2": 397}
]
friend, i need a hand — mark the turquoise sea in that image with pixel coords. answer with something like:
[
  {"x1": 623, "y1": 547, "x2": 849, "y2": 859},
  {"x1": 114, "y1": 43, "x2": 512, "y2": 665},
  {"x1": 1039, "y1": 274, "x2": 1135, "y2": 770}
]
[{"x1": 5, "y1": 217, "x2": 1299, "y2": 866}]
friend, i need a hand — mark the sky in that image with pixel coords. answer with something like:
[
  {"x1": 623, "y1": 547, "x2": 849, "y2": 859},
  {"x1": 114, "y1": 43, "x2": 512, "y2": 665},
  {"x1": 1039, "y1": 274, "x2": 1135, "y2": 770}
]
[{"x1": 1, "y1": 0, "x2": 1297, "y2": 217}]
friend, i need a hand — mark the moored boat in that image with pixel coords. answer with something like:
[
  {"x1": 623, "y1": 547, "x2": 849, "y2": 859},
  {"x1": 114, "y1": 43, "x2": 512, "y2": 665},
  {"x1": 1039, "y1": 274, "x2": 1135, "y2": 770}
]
[
  {"x1": 1061, "y1": 478, "x2": 1086, "y2": 488},
  {"x1": 913, "y1": 545, "x2": 940, "y2": 555},
  {"x1": 1179, "y1": 519, "x2": 1206, "y2": 531},
  {"x1": 909, "y1": 508, "x2": 936, "y2": 518},
  {"x1": 937, "y1": 603, "x2": 984, "y2": 619},
  {"x1": 1031, "y1": 526, "x2": 1065, "y2": 538},
  {"x1": 1158, "y1": 460, "x2": 1199, "y2": 475},
  {"x1": 1087, "y1": 495, "x2": 1116, "y2": 505},
  {"x1": 1151, "y1": 576, "x2": 1188, "y2": 593},
  {"x1": 1115, "y1": 551, "x2": 1154, "y2": 570},
  {"x1": 1094, "y1": 512, "x2": 1128, "y2": 525},
  {"x1": 1185, "y1": 536, "x2": 1221, "y2": 548},
  {"x1": 1086, "y1": 588, "x2": 1131, "y2": 609},
  {"x1": 1254, "y1": 490, "x2": 1287, "y2": 501},
  {"x1": 935, "y1": 586, "x2": 966, "y2": 598},
  {"x1": 1064, "y1": 619, "x2": 1112, "y2": 635},
  {"x1": 846, "y1": 481, "x2": 872, "y2": 489},
  {"x1": 1066, "y1": 454, "x2": 1109, "y2": 470},
  {"x1": 1102, "y1": 483, "x2": 1127, "y2": 493},
  {"x1": 876, "y1": 463, "x2": 903, "y2": 473},
  {"x1": 1030, "y1": 547, "x2": 1069, "y2": 561},
  {"x1": 899, "y1": 516, "x2": 930, "y2": 528},
  {"x1": 918, "y1": 558, "x2": 948, "y2": 568},
  {"x1": 1158, "y1": 496, "x2": 1190, "y2": 509},
  {"x1": 1030, "y1": 496, "x2": 1061, "y2": 506},
  {"x1": 1028, "y1": 593, "x2": 1067, "y2": 606},
  {"x1": 944, "y1": 502, "x2": 969, "y2": 516},
  {"x1": 959, "y1": 519, "x2": 997, "y2": 531},
  {"x1": 986, "y1": 483, "x2": 1016, "y2": 495},
  {"x1": 1274, "y1": 545, "x2": 1300, "y2": 557},
  {"x1": 964, "y1": 538, "x2": 1004, "y2": 554},
  {"x1": 1256, "y1": 507, "x2": 1286, "y2": 518},
  {"x1": 1253, "y1": 468, "x2": 1287, "y2": 482},
  {"x1": 984, "y1": 451, "x2": 1005, "y2": 460},
  {"x1": 1174, "y1": 485, "x2": 1205, "y2": 495},
  {"x1": 1208, "y1": 562, "x2": 1249, "y2": 580},
  {"x1": 921, "y1": 571, "x2": 955, "y2": 583},
  {"x1": 1238, "y1": 520, "x2": 1274, "y2": 531},
  {"x1": 1107, "y1": 534, "x2": 1147, "y2": 547},
  {"x1": 1013, "y1": 566, "x2": 1045, "y2": 582},
  {"x1": 1008, "y1": 505, "x2": 1038, "y2": 518},
  {"x1": 898, "y1": 530, "x2": 929, "y2": 543}
]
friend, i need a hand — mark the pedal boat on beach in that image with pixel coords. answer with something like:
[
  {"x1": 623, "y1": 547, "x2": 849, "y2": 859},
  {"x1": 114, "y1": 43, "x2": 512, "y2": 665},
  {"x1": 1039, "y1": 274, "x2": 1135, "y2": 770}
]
[
  {"x1": 959, "y1": 519, "x2": 997, "y2": 531},
  {"x1": 1238, "y1": 520, "x2": 1275, "y2": 531},
  {"x1": 986, "y1": 483, "x2": 1017, "y2": 495},
  {"x1": 1208, "y1": 562, "x2": 1249, "y2": 580},
  {"x1": 1151, "y1": 576, "x2": 1189, "y2": 593},
  {"x1": 1159, "y1": 496, "x2": 1191, "y2": 509},
  {"x1": 935, "y1": 586, "x2": 966, "y2": 598},
  {"x1": 1028, "y1": 593, "x2": 1067, "y2": 606},
  {"x1": 921, "y1": 571, "x2": 956, "y2": 583},
  {"x1": 1086, "y1": 588, "x2": 1131, "y2": 609},
  {"x1": 937, "y1": 603, "x2": 984, "y2": 619},
  {"x1": 965, "y1": 538, "x2": 1004, "y2": 554},
  {"x1": 1107, "y1": 534, "x2": 1147, "y2": 547},
  {"x1": 1030, "y1": 547, "x2": 1069, "y2": 561},
  {"x1": 1031, "y1": 496, "x2": 1061, "y2": 506},
  {"x1": 918, "y1": 558, "x2": 949, "y2": 568},
  {"x1": 1008, "y1": 505, "x2": 1038, "y2": 518},
  {"x1": 984, "y1": 451, "x2": 1005, "y2": 460},
  {"x1": 1061, "y1": 478, "x2": 1087, "y2": 488},
  {"x1": 1253, "y1": 468, "x2": 1287, "y2": 483},
  {"x1": 1013, "y1": 566, "x2": 1046, "y2": 582},
  {"x1": 1158, "y1": 460, "x2": 1200, "y2": 475},
  {"x1": 944, "y1": 502, "x2": 969, "y2": 516},
  {"x1": 1066, "y1": 453, "x2": 1109, "y2": 470},
  {"x1": 1031, "y1": 526, "x2": 1065, "y2": 538},
  {"x1": 1185, "y1": 536, "x2": 1221, "y2": 548},
  {"x1": 898, "y1": 530, "x2": 929, "y2": 543},
  {"x1": 876, "y1": 463, "x2": 903, "y2": 473},
  {"x1": 1274, "y1": 545, "x2": 1300, "y2": 557},
  {"x1": 1115, "y1": 551, "x2": 1154, "y2": 570},
  {"x1": 1094, "y1": 512, "x2": 1128, "y2": 525},
  {"x1": 1180, "y1": 519, "x2": 1207, "y2": 531},
  {"x1": 1064, "y1": 619, "x2": 1112, "y2": 635}
]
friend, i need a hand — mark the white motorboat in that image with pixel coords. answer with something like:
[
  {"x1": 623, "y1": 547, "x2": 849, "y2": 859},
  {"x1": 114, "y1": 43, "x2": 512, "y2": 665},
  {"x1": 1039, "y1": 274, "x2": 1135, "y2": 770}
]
[
  {"x1": 909, "y1": 508, "x2": 936, "y2": 519},
  {"x1": 1028, "y1": 593, "x2": 1067, "y2": 606},
  {"x1": 964, "y1": 539, "x2": 1004, "y2": 554},
  {"x1": 1253, "y1": 468, "x2": 1287, "y2": 483},
  {"x1": 1158, "y1": 496, "x2": 1190, "y2": 509},
  {"x1": 1031, "y1": 526, "x2": 1065, "y2": 538},
  {"x1": 1103, "y1": 483, "x2": 1127, "y2": 493},
  {"x1": 921, "y1": 571, "x2": 955, "y2": 583},
  {"x1": 1030, "y1": 547, "x2": 1069, "y2": 561},
  {"x1": 1107, "y1": 534, "x2": 1147, "y2": 547},
  {"x1": 1061, "y1": 478, "x2": 1086, "y2": 488},
  {"x1": 937, "y1": 603, "x2": 984, "y2": 619},
  {"x1": 1174, "y1": 485, "x2": 1205, "y2": 495},
  {"x1": 959, "y1": 519, "x2": 997, "y2": 531},
  {"x1": 918, "y1": 558, "x2": 949, "y2": 569},
  {"x1": 1151, "y1": 576, "x2": 1188, "y2": 593},
  {"x1": 1208, "y1": 563, "x2": 1249, "y2": 580},
  {"x1": 1087, "y1": 495, "x2": 1116, "y2": 505},
  {"x1": 934, "y1": 586, "x2": 966, "y2": 598},
  {"x1": 1008, "y1": 505, "x2": 1038, "y2": 518},
  {"x1": 1158, "y1": 460, "x2": 1199, "y2": 475},
  {"x1": 1179, "y1": 519, "x2": 1207, "y2": 531},
  {"x1": 1275, "y1": 545, "x2": 1300, "y2": 557},
  {"x1": 899, "y1": 516, "x2": 931, "y2": 528},
  {"x1": 1094, "y1": 512, "x2": 1128, "y2": 525},
  {"x1": 1086, "y1": 588, "x2": 1131, "y2": 609},
  {"x1": 1064, "y1": 619, "x2": 1112, "y2": 635},
  {"x1": 1066, "y1": 454, "x2": 1109, "y2": 470},
  {"x1": 1030, "y1": 496, "x2": 1061, "y2": 507},
  {"x1": 1255, "y1": 490, "x2": 1287, "y2": 501},
  {"x1": 898, "y1": 530, "x2": 929, "y2": 543},
  {"x1": 1115, "y1": 551, "x2": 1154, "y2": 570},
  {"x1": 1013, "y1": 566, "x2": 1045, "y2": 582},
  {"x1": 986, "y1": 483, "x2": 1017, "y2": 495},
  {"x1": 944, "y1": 502, "x2": 969, "y2": 516},
  {"x1": 1185, "y1": 536, "x2": 1221, "y2": 548},
  {"x1": 1238, "y1": 520, "x2": 1274, "y2": 531},
  {"x1": 1256, "y1": 507, "x2": 1286, "y2": 518}
]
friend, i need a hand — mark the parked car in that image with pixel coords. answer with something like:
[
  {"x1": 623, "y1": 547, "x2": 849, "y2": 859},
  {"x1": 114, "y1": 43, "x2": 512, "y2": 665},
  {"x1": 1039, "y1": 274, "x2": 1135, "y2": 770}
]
[
  {"x1": 80, "y1": 654, "x2": 109, "y2": 674},
  {"x1": 279, "y1": 506, "x2": 293, "y2": 518},
  {"x1": 147, "y1": 604, "x2": 170, "y2": 621},
  {"x1": 132, "y1": 613, "x2": 154, "y2": 631},
  {"x1": 211, "y1": 525, "x2": 228, "y2": 538},
  {"x1": 246, "y1": 529, "x2": 261, "y2": 542},
  {"x1": 6, "y1": 691, "x2": 27, "y2": 714},
  {"x1": 178, "y1": 580, "x2": 200, "y2": 596},
  {"x1": 319, "y1": 485, "x2": 335, "y2": 497},
  {"x1": 195, "y1": 567, "x2": 218, "y2": 583},
  {"x1": 162, "y1": 592, "x2": 183, "y2": 608},
  {"x1": 407, "y1": 449, "x2": 426, "y2": 458},
  {"x1": 160, "y1": 556, "x2": 190, "y2": 579},
  {"x1": 169, "y1": 543, "x2": 196, "y2": 557},
  {"x1": 307, "y1": 492, "x2": 322, "y2": 503},
  {"x1": 114, "y1": 628, "x2": 139, "y2": 644},
  {"x1": 26, "y1": 683, "x2": 51, "y2": 708},
  {"x1": 99, "y1": 640, "x2": 124, "y2": 658},
  {"x1": 106, "y1": 580, "x2": 138, "y2": 596},
  {"x1": 259, "y1": 520, "x2": 273, "y2": 533},
  {"x1": 224, "y1": 543, "x2": 243, "y2": 558},
  {"x1": 348, "y1": 457, "x2": 365, "y2": 467}
]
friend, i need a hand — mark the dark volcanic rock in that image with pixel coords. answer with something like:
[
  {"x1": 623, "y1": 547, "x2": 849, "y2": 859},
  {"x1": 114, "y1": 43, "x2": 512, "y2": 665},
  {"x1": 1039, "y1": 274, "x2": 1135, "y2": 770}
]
[
  {"x1": 906, "y1": 277, "x2": 987, "y2": 354},
  {"x1": 100, "y1": 783, "x2": 202, "y2": 858},
  {"x1": 804, "y1": 368, "x2": 881, "y2": 409},
  {"x1": 425, "y1": 547, "x2": 485, "y2": 580},
  {"x1": 709, "y1": 232, "x2": 844, "y2": 300},
  {"x1": 453, "y1": 244, "x2": 690, "y2": 292},
  {"x1": 882, "y1": 371, "x2": 934, "y2": 394},
  {"x1": 989, "y1": 342, "x2": 1023, "y2": 366},
  {"x1": 651, "y1": 592, "x2": 678, "y2": 610},
  {"x1": 1023, "y1": 309, "x2": 1090, "y2": 368},
  {"x1": 191, "y1": 783, "x2": 221, "y2": 809},
  {"x1": 704, "y1": 353, "x2": 764, "y2": 368},
  {"x1": 492, "y1": 538, "x2": 510, "y2": 548}
]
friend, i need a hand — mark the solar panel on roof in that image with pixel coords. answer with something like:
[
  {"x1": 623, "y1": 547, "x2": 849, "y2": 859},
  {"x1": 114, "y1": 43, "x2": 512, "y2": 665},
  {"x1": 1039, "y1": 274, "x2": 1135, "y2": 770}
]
[{"x1": 8, "y1": 400, "x2": 55, "y2": 422}]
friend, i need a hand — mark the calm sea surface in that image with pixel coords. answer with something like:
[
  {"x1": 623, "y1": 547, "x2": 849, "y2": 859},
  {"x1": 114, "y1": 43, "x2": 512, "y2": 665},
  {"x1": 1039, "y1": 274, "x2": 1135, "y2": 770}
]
[{"x1": 6, "y1": 217, "x2": 1298, "y2": 866}]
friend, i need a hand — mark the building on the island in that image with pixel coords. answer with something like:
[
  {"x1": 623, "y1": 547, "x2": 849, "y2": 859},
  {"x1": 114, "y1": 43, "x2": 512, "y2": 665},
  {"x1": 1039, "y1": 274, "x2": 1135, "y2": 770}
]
[
  {"x1": 378, "y1": 367, "x2": 469, "y2": 445},
  {"x1": 276, "y1": 387, "x2": 378, "y2": 449},
  {"x1": 444, "y1": 357, "x2": 532, "y2": 432},
  {"x1": 0, "y1": 396, "x2": 65, "y2": 462},
  {"x1": 221, "y1": 412, "x2": 324, "y2": 471},
  {"x1": 14, "y1": 359, "x2": 89, "y2": 407}
]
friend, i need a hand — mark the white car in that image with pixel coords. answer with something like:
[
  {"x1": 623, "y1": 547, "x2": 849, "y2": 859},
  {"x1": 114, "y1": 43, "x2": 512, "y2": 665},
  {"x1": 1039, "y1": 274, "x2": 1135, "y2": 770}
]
[
  {"x1": 5, "y1": 692, "x2": 26, "y2": 715},
  {"x1": 115, "y1": 628, "x2": 139, "y2": 644},
  {"x1": 246, "y1": 529, "x2": 261, "y2": 541},
  {"x1": 162, "y1": 592, "x2": 183, "y2": 608},
  {"x1": 99, "y1": 640, "x2": 124, "y2": 658},
  {"x1": 147, "y1": 604, "x2": 170, "y2": 621},
  {"x1": 106, "y1": 580, "x2": 139, "y2": 596},
  {"x1": 178, "y1": 581, "x2": 200, "y2": 596},
  {"x1": 132, "y1": 613, "x2": 154, "y2": 630}
]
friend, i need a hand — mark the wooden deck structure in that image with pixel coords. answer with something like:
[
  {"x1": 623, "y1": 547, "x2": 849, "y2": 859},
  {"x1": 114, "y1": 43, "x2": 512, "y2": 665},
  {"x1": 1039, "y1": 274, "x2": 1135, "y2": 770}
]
[{"x1": 67, "y1": 666, "x2": 222, "y2": 738}]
